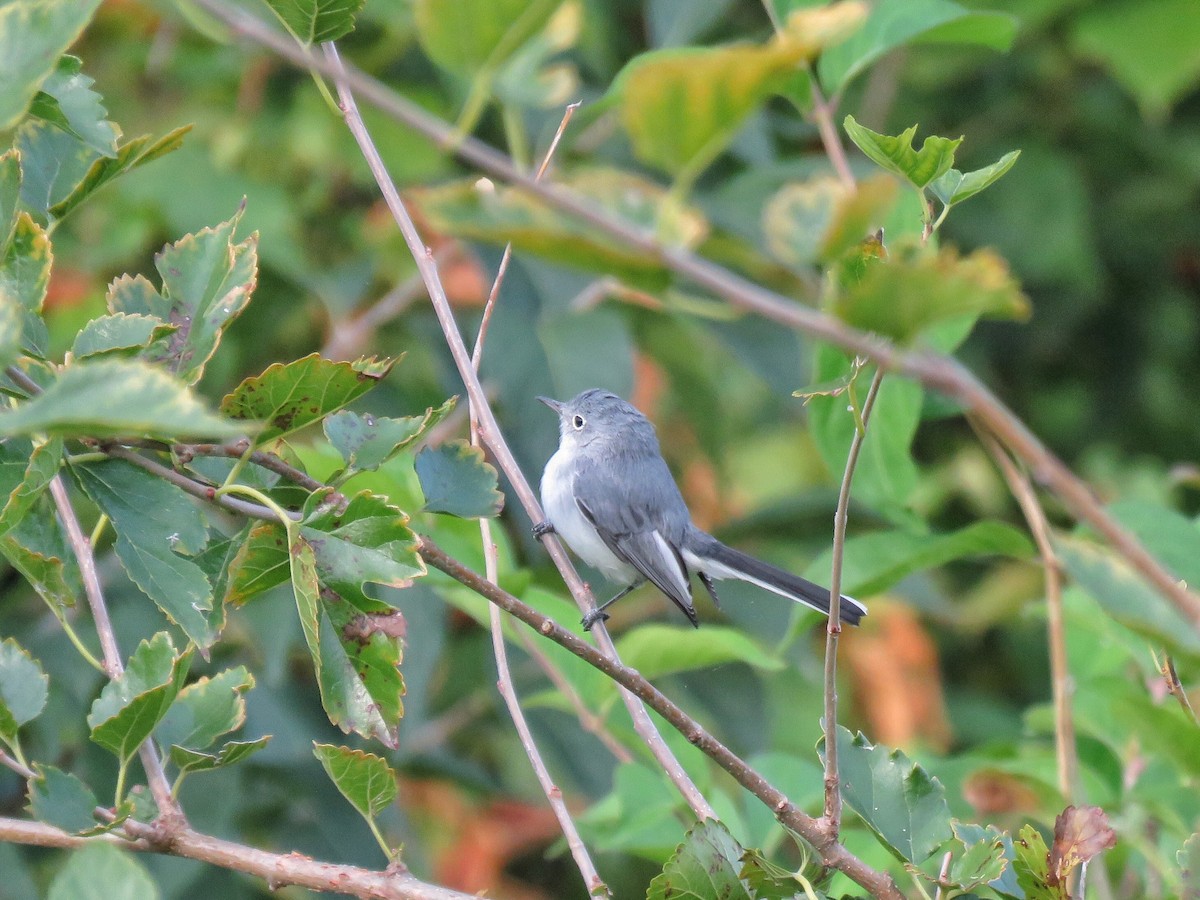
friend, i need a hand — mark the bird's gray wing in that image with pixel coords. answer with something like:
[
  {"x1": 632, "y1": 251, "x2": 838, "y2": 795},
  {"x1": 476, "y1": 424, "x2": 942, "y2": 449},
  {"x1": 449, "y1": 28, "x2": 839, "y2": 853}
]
[{"x1": 573, "y1": 455, "x2": 696, "y2": 623}]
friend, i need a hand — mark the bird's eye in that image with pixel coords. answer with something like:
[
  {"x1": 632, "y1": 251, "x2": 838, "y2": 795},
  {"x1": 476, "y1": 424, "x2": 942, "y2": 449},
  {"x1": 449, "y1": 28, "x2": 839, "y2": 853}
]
[{"x1": 572, "y1": 414, "x2": 585, "y2": 430}]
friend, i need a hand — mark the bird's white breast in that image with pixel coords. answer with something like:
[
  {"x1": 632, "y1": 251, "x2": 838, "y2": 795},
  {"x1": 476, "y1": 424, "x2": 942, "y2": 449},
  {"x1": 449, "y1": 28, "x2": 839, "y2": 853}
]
[{"x1": 541, "y1": 447, "x2": 636, "y2": 584}]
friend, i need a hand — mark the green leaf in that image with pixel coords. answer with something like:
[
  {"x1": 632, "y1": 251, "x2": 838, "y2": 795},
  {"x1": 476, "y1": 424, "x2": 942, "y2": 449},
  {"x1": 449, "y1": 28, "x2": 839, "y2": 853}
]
[
  {"x1": 929, "y1": 150, "x2": 1020, "y2": 208},
  {"x1": 414, "y1": 0, "x2": 561, "y2": 76},
  {"x1": 139, "y1": 206, "x2": 255, "y2": 385},
  {"x1": 0, "y1": 149, "x2": 21, "y2": 249},
  {"x1": 806, "y1": 521, "x2": 1033, "y2": 597},
  {"x1": 0, "y1": 0, "x2": 104, "y2": 129},
  {"x1": 261, "y1": 0, "x2": 366, "y2": 44},
  {"x1": 953, "y1": 822, "x2": 1021, "y2": 898},
  {"x1": 324, "y1": 396, "x2": 456, "y2": 476},
  {"x1": 0, "y1": 280, "x2": 23, "y2": 370},
  {"x1": 823, "y1": 727, "x2": 953, "y2": 864},
  {"x1": 301, "y1": 490, "x2": 425, "y2": 607},
  {"x1": 169, "y1": 737, "x2": 271, "y2": 776},
  {"x1": 290, "y1": 536, "x2": 404, "y2": 748},
  {"x1": 0, "y1": 211, "x2": 51, "y2": 356},
  {"x1": 931, "y1": 822, "x2": 1009, "y2": 894},
  {"x1": 1108, "y1": 499, "x2": 1200, "y2": 587},
  {"x1": 0, "y1": 359, "x2": 247, "y2": 441},
  {"x1": 46, "y1": 842, "x2": 159, "y2": 900},
  {"x1": 155, "y1": 666, "x2": 254, "y2": 752},
  {"x1": 610, "y1": 41, "x2": 805, "y2": 178},
  {"x1": 415, "y1": 440, "x2": 503, "y2": 518},
  {"x1": 48, "y1": 126, "x2": 191, "y2": 222},
  {"x1": 0, "y1": 493, "x2": 77, "y2": 613},
  {"x1": 71, "y1": 313, "x2": 176, "y2": 360},
  {"x1": 73, "y1": 458, "x2": 220, "y2": 649},
  {"x1": 0, "y1": 637, "x2": 48, "y2": 741},
  {"x1": 225, "y1": 521, "x2": 291, "y2": 605},
  {"x1": 221, "y1": 353, "x2": 396, "y2": 445},
  {"x1": 763, "y1": 174, "x2": 898, "y2": 269},
  {"x1": 647, "y1": 820, "x2": 752, "y2": 900},
  {"x1": 408, "y1": 169, "x2": 704, "y2": 289},
  {"x1": 313, "y1": 742, "x2": 398, "y2": 821},
  {"x1": 1055, "y1": 536, "x2": 1200, "y2": 659},
  {"x1": 832, "y1": 245, "x2": 1030, "y2": 343},
  {"x1": 844, "y1": 115, "x2": 961, "y2": 189},
  {"x1": 738, "y1": 847, "x2": 826, "y2": 900},
  {"x1": 1179, "y1": 832, "x2": 1200, "y2": 898},
  {"x1": 27, "y1": 765, "x2": 98, "y2": 834},
  {"x1": 819, "y1": 0, "x2": 1017, "y2": 94},
  {"x1": 1070, "y1": 0, "x2": 1200, "y2": 120},
  {"x1": 1014, "y1": 824, "x2": 1061, "y2": 900},
  {"x1": 0, "y1": 434, "x2": 62, "y2": 535},
  {"x1": 87, "y1": 633, "x2": 191, "y2": 763},
  {"x1": 27, "y1": 56, "x2": 117, "y2": 157},
  {"x1": 616, "y1": 625, "x2": 783, "y2": 679}
]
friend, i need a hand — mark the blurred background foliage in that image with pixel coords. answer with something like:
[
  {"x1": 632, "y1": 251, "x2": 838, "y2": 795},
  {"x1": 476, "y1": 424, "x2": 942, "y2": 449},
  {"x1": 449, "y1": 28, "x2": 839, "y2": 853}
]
[{"x1": 2, "y1": 0, "x2": 1200, "y2": 896}]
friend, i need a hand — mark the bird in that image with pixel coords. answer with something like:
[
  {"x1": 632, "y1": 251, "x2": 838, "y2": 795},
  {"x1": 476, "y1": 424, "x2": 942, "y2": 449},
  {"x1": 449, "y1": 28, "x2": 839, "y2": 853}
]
[{"x1": 535, "y1": 388, "x2": 867, "y2": 631}]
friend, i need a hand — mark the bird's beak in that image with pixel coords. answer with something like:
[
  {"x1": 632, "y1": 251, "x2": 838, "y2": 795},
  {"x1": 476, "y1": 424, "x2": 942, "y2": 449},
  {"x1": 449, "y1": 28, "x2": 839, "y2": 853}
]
[{"x1": 536, "y1": 396, "x2": 563, "y2": 414}]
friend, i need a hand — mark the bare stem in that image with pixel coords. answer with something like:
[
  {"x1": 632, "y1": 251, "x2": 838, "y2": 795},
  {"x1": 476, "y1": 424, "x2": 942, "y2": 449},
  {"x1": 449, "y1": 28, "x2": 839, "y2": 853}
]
[
  {"x1": 190, "y1": 0, "x2": 1200, "y2": 633},
  {"x1": 1155, "y1": 652, "x2": 1197, "y2": 724},
  {"x1": 49, "y1": 474, "x2": 179, "y2": 821},
  {"x1": 419, "y1": 537, "x2": 904, "y2": 899},
  {"x1": 821, "y1": 367, "x2": 884, "y2": 833},
  {"x1": 810, "y1": 77, "x2": 855, "y2": 190},
  {"x1": 974, "y1": 423, "x2": 1078, "y2": 801},
  {"x1": 318, "y1": 39, "x2": 715, "y2": 822},
  {"x1": 456, "y1": 94, "x2": 606, "y2": 895},
  {"x1": 0, "y1": 816, "x2": 475, "y2": 900}
]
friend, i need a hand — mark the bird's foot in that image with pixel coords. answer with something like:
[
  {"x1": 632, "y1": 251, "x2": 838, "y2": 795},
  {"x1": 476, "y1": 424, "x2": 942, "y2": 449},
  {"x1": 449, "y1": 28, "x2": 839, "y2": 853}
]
[
  {"x1": 581, "y1": 609, "x2": 610, "y2": 632},
  {"x1": 532, "y1": 520, "x2": 555, "y2": 538}
]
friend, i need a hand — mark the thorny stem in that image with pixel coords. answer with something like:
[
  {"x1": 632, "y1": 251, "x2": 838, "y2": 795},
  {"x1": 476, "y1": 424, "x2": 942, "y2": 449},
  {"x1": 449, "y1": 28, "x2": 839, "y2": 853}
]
[{"x1": 821, "y1": 367, "x2": 884, "y2": 833}]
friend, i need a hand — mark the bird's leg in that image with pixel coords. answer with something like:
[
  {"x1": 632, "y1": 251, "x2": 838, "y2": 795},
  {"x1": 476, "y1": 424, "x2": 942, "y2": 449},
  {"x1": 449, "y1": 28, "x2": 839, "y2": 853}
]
[
  {"x1": 532, "y1": 520, "x2": 556, "y2": 538},
  {"x1": 698, "y1": 571, "x2": 721, "y2": 609},
  {"x1": 582, "y1": 582, "x2": 639, "y2": 631}
]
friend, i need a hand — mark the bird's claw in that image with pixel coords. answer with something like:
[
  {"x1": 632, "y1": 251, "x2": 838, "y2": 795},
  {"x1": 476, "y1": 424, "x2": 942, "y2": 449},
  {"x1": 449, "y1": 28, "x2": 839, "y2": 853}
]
[
  {"x1": 581, "y1": 610, "x2": 610, "y2": 632},
  {"x1": 532, "y1": 520, "x2": 555, "y2": 538}
]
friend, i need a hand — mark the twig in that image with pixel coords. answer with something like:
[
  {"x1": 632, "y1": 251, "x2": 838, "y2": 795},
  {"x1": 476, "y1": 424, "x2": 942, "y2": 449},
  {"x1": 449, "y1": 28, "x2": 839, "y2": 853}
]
[
  {"x1": 446, "y1": 91, "x2": 607, "y2": 896},
  {"x1": 0, "y1": 816, "x2": 475, "y2": 900},
  {"x1": 974, "y1": 423, "x2": 1079, "y2": 802},
  {"x1": 809, "y1": 78, "x2": 855, "y2": 190},
  {"x1": 175, "y1": 441, "x2": 329, "y2": 494},
  {"x1": 934, "y1": 849, "x2": 953, "y2": 900},
  {"x1": 317, "y1": 39, "x2": 715, "y2": 822},
  {"x1": 320, "y1": 262, "x2": 433, "y2": 361},
  {"x1": 419, "y1": 537, "x2": 904, "y2": 900},
  {"x1": 190, "y1": 0, "x2": 1200, "y2": 633},
  {"x1": 821, "y1": 367, "x2": 884, "y2": 833},
  {"x1": 1154, "y1": 652, "x2": 1197, "y2": 724},
  {"x1": 50, "y1": 471, "x2": 180, "y2": 822}
]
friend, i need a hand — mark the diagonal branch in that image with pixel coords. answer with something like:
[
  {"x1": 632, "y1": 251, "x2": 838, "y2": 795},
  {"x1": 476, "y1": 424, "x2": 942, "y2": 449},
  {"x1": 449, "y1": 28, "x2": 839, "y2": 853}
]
[
  {"x1": 191, "y1": 0, "x2": 1200, "y2": 633},
  {"x1": 317, "y1": 38, "x2": 715, "y2": 822}
]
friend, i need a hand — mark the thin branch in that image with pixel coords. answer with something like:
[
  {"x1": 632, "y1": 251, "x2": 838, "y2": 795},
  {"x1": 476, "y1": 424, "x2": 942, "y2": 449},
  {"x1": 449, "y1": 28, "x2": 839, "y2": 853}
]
[
  {"x1": 320, "y1": 261, "x2": 433, "y2": 361},
  {"x1": 175, "y1": 441, "x2": 329, "y2": 494},
  {"x1": 191, "y1": 0, "x2": 1200, "y2": 633},
  {"x1": 49, "y1": 475, "x2": 179, "y2": 822},
  {"x1": 447, "y1": 91, "x2": 606, "y2": 896},
  {"x1": 974, "y1": 423, "x2": 1079, "y2": 802},
  {"x1": 1155, "y1": 652, "x2": 1197, "y2": 724},
  {"x1": 419, "y1": 537, "x2": 904, "y2": 900},
  {"x1": 821, "y1": 367, "x2": 884, "y2": 834},
  {"x1": 810, "y1": 77, "x2": 855, "y2": 190},
  {"x1": 317, "y1": 39, "x2": 715, "y2": 822},
  {"x1": 0, "y1": 816, "x2": 476, "y2": 900}
]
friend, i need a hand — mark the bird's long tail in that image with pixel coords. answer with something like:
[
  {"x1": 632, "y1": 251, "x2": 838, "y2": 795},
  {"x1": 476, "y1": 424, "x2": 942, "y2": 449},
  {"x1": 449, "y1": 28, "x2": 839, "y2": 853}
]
[{"x1": 683, "y1": 530, "x2": 866, "y2": 626}]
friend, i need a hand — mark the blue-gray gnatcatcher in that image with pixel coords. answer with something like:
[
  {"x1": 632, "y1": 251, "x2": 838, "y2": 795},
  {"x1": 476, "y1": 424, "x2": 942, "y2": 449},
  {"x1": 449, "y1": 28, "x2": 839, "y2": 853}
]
[{"x1": 536, "y1": 389, "x2": 867, "y2": 631}]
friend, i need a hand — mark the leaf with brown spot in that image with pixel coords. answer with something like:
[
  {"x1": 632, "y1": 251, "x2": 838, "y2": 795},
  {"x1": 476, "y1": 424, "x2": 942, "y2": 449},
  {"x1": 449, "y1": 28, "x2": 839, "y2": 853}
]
[
  {"x1": 221, "y1": 353, "x2": 400, "y2": 447},
  {"x1": 1049, "y1": 805, "x2": 1117, "y2": 886}
]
